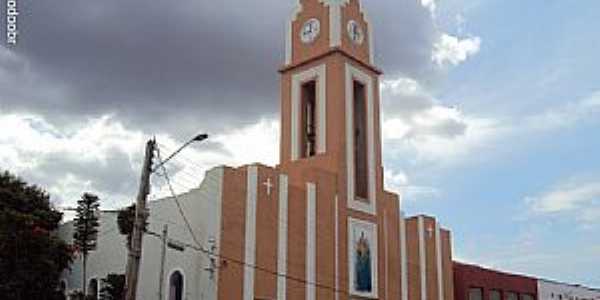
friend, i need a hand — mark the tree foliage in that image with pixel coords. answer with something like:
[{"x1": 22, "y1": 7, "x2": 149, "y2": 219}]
[
  {"x1": 0, "y1": 170, "x2": 73, "y2": 299},
  {"x1": 72, "y1": 193, "x2": 100, "y2": 296},
  {"x1": 72, "y1": 193, "x2": 100, "y2": 256},
  {"x1": 117, "y1": 204, "x2": 146, "y2": 250},
  {"x1": 99, "y1": 273, "x2": 125, "y2": 300}
]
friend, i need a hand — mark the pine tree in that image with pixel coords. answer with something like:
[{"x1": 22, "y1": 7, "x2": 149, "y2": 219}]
[{"x1": 72, "y1": 193, "x2": 100, "y2": 297}]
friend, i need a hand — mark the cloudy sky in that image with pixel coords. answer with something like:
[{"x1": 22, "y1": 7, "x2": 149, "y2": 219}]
[{"x1": 2, "y1": 0, "x2": 599, "y2": 287}]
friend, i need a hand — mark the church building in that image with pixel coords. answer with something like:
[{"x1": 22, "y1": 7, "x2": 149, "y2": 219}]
[
  {"x1": 214, "y1": 1, "x2": 454, "y2": 299},
  {"x1": 59, "y1": 1, "x2": 455, "y2": 299}
]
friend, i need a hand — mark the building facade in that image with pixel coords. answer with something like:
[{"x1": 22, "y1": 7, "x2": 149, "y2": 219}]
[
  {"x1": 453, "y1": 262, "x2": 538, "y2": 300},
  {"x1": 216, "y1": 1, "x2": 454, "y2": 299},
  {"x1": 59, "y1": 169, "x2": 225, "y2": 300},
  {"x1": 60, "y1": 1, "x2": 455, "y2": 299},
  {"x1": 538, "y1": 280, "x2": 600, "y2": 300}
]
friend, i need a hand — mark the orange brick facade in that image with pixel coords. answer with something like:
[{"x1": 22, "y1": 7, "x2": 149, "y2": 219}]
[{"x1": 214, "y1": 1, "x2": 454, "y2": 299}]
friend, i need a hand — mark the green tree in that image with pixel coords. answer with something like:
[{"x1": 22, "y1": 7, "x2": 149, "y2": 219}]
[
  {"x1": 99, "y1": 273, "x2": 125, "y2": 300},
  {"x1": 0, "y1": 170, "x2": 73, "y2": 300},
  {"x1": 117, "y1": 204, "x2": 147, "y2": 250},
  {"x1": 72, "y1": 193, "x2": 100, "y2": 297},
  {"x1": 117, "y1": 204, "x2": 135, "y2": 250}
]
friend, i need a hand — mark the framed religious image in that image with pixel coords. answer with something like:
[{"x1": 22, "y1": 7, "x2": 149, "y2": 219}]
[{"x1": 348, "y1": 218, "x2": 378, "y2": 298}]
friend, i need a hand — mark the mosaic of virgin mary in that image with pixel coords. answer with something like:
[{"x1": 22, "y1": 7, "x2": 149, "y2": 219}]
[{"x1": 354, "y1": 231, "x2": 372, "y2": 292}]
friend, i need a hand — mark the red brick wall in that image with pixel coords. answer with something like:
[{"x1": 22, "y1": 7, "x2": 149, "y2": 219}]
[{"x1": 453, "y1": 262, "x2": 538, "y2": 300}]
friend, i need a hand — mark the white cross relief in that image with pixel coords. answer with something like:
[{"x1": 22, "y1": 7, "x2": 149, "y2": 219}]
[
  {"x1": 426, "y1": 226, "x2": 434, "y2": 238},
  {"x1": 263, "y1": 177, "x2": 274, "y2": 197}
]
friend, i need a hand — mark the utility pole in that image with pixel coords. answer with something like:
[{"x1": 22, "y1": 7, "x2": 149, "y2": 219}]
[
  {"x1": 158, "y1": 224, "x2": 168, "y2": 300},
  {"x1": 125, "y1": 139, "x2": 155, "y2": 300}
]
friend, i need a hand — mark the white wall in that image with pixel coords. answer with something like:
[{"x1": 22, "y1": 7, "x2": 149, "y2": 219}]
[
  {"x1": 59, "y1": 212, "x2": 127, "y2": 297},
  {"x1": 538, "y1": 280, "x2": 600, "y2": 300},
  {"x1": 58, "y1": 167, "x2": 224, "y2": 300}
]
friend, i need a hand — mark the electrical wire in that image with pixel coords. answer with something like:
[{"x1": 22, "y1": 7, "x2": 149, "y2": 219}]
[
  {"x1": 155, "y1": 147, "x2": 204, "y2": 249},
  {"x1": 151, "y1": 143, "x2": 425, "y2": 299}
]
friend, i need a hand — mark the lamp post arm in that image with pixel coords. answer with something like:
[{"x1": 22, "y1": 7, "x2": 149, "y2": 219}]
[{"x1": 151, "y1": 134, "x2": 208, "y2": 173}]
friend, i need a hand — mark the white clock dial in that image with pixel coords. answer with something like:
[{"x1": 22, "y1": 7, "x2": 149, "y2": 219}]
[
  {"x1": 347, "y1": 20, "x2": 364, "y2": 45},
  {"x1": 300, "y1": 18, "x2": 320, "y2": 44}
]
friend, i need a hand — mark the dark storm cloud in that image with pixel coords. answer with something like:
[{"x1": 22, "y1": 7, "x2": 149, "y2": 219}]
[
  {"x1": 19, "y1": 148, "x2": 139, "y2": 207},
  {"x1": 0, "y1": 0, "x2": 437, "y2": 136}
]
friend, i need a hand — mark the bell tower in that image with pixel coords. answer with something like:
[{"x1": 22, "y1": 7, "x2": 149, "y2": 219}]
[{"x1": 279, "y1": 0, "x2": 383, "y2": 216}]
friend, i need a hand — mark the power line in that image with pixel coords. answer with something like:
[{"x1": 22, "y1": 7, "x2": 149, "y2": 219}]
[
  {"x1": 152, "y1": 142, "x2": 412, "y2": 299},
  {"x1": 154, "y1": 145, "x2": 352, "y2": 295},
  {"x1": 155, "y1": 147, "x2": 204, "y2": 249}
]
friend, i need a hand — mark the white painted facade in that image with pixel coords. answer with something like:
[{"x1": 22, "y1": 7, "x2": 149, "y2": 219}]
[
  {"x1": 538, "y1": 280, "x2": 600, "y2": 300},
  {"x1": 58, "y1": 167, "x2": 225, "y2": 300}
]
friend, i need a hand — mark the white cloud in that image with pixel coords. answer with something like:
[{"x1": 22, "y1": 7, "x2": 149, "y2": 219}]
[
  {"x1": 420, "y1": 0, "x2": 437, "y2": 15},
  {"x1": 150, "y1": 118, "x2": 280, "y2": 198},
  {"x1": 432, "y1": 33, "x2": 481, "y2": 67},
  {"x1": 527, "y1": 180, "x2": 600, "y2": 214},
  {"x1": 525, "y1": 91, "x2": 600, "y2": 131},
  {"x1": 0, "y1": 113, "x2": 145, "y2": 209},
  {"x1": 213, "y1": 118, "x2": 279, "y2": 167},
  {"x1": 381, "y1": 76, "x2": 501, "y2": 166},
  {"x1": 526, "y1": 178, "x2": 600, "y2": 226},
  {"x1": 384, "y1": 169, "x2": 408, "y2": 195},
  {"x1": 0, "y1": 112, "x2": 281, "y2": 215}
]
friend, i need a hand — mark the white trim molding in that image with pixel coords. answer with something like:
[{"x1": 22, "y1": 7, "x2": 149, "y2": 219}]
[
  {"x1": 277, "y1": 174, "x2": 289, "y2": 300},
  {"x1": 243, "y1": 166, "x2": 258, "y2": 300},
  {"x1": 334, "y1": 195, "x2": 340, "y2": 300},
  {"x1": 345, "y1": 62, "x2": 376, "y2": 215},
  {"x1": 400, "y1": 211, "x2": 408, "y2": 300},
  {"x1": 418, "y1": 216, "x2": 427, "y2": 300},
  {"x1": 384, "y1": 211, "x2": 389, "y2": 300},
  {"x1": 435, "y1": 222, "x2": 444, "y2": 300},
  {"x1": 291, "y1": 64, "x2": 327, "y2": 160},
  {"x1": 319, "y1": 0, "x2": 349, "y2": 48},
  {"x1": 306, "y1": 183, "x2": 317, "y2": 300},
  {"x1": 348, "y1": 217, "x2": 379, "y2": 299},
  {"x1": 285, "y1": 2, "x2": 303, "y2": 65}
]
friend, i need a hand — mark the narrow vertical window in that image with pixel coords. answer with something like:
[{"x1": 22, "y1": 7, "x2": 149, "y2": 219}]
[
  {"x1": 169, "y1": 271, "x2": 184, "y2": 300},
  {"x1": 469, "y1": 287, "x2": 484, "y2": 300},
  {"x1": 301, "y1": 80, "x2": 317, "y2": 158},
  {"x1": 490, "y1": 290, "x2": 502, "y2": 300},
  {"x1": 88, "y1": 278, "x2": 98, "y2": 300},
  {"x1": 353, "y1": 81, "x2": 368, "y2": 200},
  {"x1": 506, "y1": 292, "x2": 518, "y2": 300}
]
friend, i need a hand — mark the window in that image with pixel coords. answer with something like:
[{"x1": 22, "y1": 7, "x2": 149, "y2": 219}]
[
  {"x1": 353, "y1": 80, "x2": 368, "y2": 200},
  {"x1": 506, "y1": 292, "x2": 518, "y2": 300},
  {"x1": 490, "y1": 290, "x2": 501, "y2": 300},
  {"x1": 301, "y1": 80, "x2": 317, "y2": 158},
  {"x1": 88, "y1": 278, "x2": 98, "y2": 300},
  {"x1": 169, "y1": 270, "x2": 184, "y2": 300},
  {"x1": 469, "y1": 287, "x2": 484, "y2": 300},
  {"x1": 522, "y1": 294, "x2": 534, "y2": 300}
]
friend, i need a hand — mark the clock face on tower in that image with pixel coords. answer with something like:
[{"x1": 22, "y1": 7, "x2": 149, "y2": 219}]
[
  {"x1": 347, "y1": 20, "x2": 364, "y2": 45},
  {"x1": 300, "y1": 18, "x2": 320, "y2": 44}
]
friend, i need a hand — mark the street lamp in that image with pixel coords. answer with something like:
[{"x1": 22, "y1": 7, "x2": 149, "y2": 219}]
[
  {"x1": 125, "y1": 133, "x2": 208, "y2": 300},
  {"x1": 152, "y1": 133, "x2": 208, "y2": 173}
]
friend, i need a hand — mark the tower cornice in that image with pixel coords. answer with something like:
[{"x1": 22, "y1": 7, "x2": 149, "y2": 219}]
[{"x1": 279, "y1": 48, "x2": 382, "y2": 75}]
